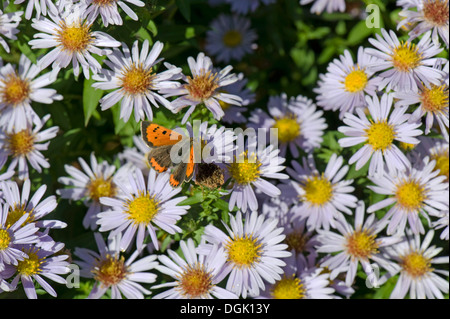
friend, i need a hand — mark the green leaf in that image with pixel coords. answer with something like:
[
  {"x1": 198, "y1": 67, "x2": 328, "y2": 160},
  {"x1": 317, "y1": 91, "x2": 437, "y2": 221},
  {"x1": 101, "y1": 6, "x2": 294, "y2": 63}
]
[
  {"x1": 82, "y1": 78, "x2": 103, "y2": 126},
  {"x1": 175, "y1": 0, "x2": 191, "y2": 22},
  {"x1": 347, "y1": 20, "x2": 374, "y2": 46},
  {"x1": 179, "y1": 190, "x2": 204, "y2": 206}
]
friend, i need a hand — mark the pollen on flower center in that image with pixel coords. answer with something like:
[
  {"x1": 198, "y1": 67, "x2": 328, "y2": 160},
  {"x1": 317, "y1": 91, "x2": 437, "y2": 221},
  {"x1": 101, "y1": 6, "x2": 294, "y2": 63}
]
[
  {"x1": 271, "y1": 275, "x2": 306, "y2": 299},
  {"x1": 391, "y1": 42, "x2": 422, "y2": 72},
  {"x1": 226, "y1": 235, "x2": 262, "y2": 269},
  {"x1": 346, "y1": 230, "x2": 379, "y2": 259},
  {"x1": 223, "y1": 30, "x2": 243, "y2": 48},
  {"x1": 92, "y1": 0, "x2": 117, "y2": 6},
  {"x1": 6, "y1": 130, "x2": 35, "y2": 158},
  {"x1": 17, "y1": 249, "x2": 43, "y2": 276},
  {"x1": 92, "y1": 254, "x2": 128, "y2": 287},
  {"x1": 7, "y1": 204, "x2": 33, "y2": 229},
  {"x1": 430, "y1": 149, "x2": 449, "y2": 181},
  {"x1": 422, "y1": 0, "x2": 449, "y2": 26},
  {"x1": 120, "y1": 64, "x2": 155, "y2": 95},
  {"x1": 87, "y1": 176, "x2": 117, "y2": 202},
  {"x1": 344, "y1": 68, "x2": 368, "y2": 93},
  {"x1": 1, "y1": 72, "x2": 30, "y2": 106},
  {"x1": 285, "y1": 229, "x2": 308, "y2": 254},
  {"x1": 185, "y1": 70, "x2": 219, "y2": 101},
  {"x1": 302, "y1": 175, "x2": 333, "y2": 206},
  {"x1": 365, "y1": 121, "x2": 396, "y2": 152},
  {"x1": 0, "y1": 229, "x2": 11, "y2": 250},
  {"x1": 57, "y1": 20, "x2": 94, "y2": 52},
  {"x1": 401, "y1": 251, "x2": 433, "y2": 278},
  {"x1": 420, "y1": 84, "x2": 449, "y2": 113},
  {"x1": 126, "y1": 193, "x2": 159, "y2": 225},
  {"x1": 395, "y1": 180, "x2": 426, "y2": 211},
  {"x1": 272, "y1": 116, "x2": 301, "y2": 143},
  {"x1": 228, "y1": 152, "x2": 261, "y2": 185},
  {"x1": 178, "y1": 263, "x2": 213, "y2": 298}
]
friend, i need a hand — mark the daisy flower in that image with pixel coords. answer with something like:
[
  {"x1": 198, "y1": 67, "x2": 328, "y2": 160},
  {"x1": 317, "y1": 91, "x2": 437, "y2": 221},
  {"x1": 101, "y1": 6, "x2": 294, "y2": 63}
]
[
  {"x1": 248, "y1": 93, "x2": 327, "y2": 158},
  {"x1": 367, "y1": 157, "x2": 449, "y2": 235},
  {"x1": 198, "y1": 211, "x2": 291, "y2": 298},
  {"x1": 0, "y1": 54, "x2": 63, "y2": 132},
  {"x1": 317, "y1": 201, "x2": 402, "y2": 287},
  {"x1": 0, "y1": 9, "x2": 22, "y2": 53},
  {"x1": 74, "y1": 233, "x2": 159, "y2": 299},
  {"x1": 299, "y1": 0, "x2": 346, "y2": 14},
  {"x1": 225, "y1": 142, "x2": 288, "y2": 213},
  {"x1": 160, "y1": 52, "x2": 243, "y2": 124},
  {"x1": 338, "y1": 93, "x2": 423, "y2": 177},
  {"x1": 398, "y1": 0, "x2": 449, "y2": 48},
  {"x1": 10, "y1": 241, "x2": 70, "y2": 299},
  {"x1": 57, "y1": 152, "x2": 127, "y2": 230},
  {"x1": 380, "y1": 230, "x2": 449, "y2": 299},
  {"x1": 225, "y1": 0, "x2": 276, "y2": 14},
  {"x1": 314, "y1": 47, "x2": 381, "y2": 119},
  {"x1": 205, "y1": 14, "x2": 257, "y2": 64},
  {"x1": 432, "y1": 209, "x2": 449, "y2": 240},
  {"x1": 152, "y1": 238, "x2": 237, "y2": 299},
  {"x1": 286, "y1": 153, "x2": 358, "y2": 231},
  {"x1": 97, "y1": 167, "x2": 190, "y2": 252},
  {"x1": 29, "y1": 5, "x2": 121, "y2": 79},
  {"x1": 92, "y1": 40, "x2": 181, "y2": 123},
  {"x1": 14, "y1": 0, "x2": 58, "y2": 19},
  {"x1": 366, "y1": 29, "x2": 446, "y2": 92},
  {"x1": 0, "y1": 114, "x2": 59, "y2": 180},
  {"x1": 83, "y1": 0, "x2": 145, "y2": 27}
]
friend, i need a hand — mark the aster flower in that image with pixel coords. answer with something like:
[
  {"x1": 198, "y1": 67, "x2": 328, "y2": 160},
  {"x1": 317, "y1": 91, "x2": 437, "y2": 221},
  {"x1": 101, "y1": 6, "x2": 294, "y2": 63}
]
[
  {"x1": 225, "y1": 141, "x2": 288, "y2": 213},
  {"x1": 225, "y1": 0, "x2": 276, "y2": 14},
  {"x1": 74, "y1": 232, "x2": 158, "y2": 299},
  {"x1": 29, "y1": 4, "x2": 121, "y2": 79},
  {"x1": 57, "y1": 152, "x2": 127, "y2": 230},
  {"x1": 366, "y1": 29, "x2": 446, "y2": 92},
  {"x1": 205, "y1": 14, "x2": 257, "y2": 64},
  {"x1": 0, "y1": 114, "x2": 59, "y2": 180},
  {"x1": 97, "y1": 167, "x2": 190, "y2": 252},
  {"x1": 0, "y1": 9, "x2": 22, "y2": 53},
  {"x1": 367, "y1": 157, "x2": 449, "y2": 235},
  {"x1": 286, "y1": 153, "x2": 358, "y2": 231},
  {"x1": 10, "y1": 241, "x2": 70, "y2": 299},
  {"x1": 398, "y1": 0, "x2": 449, "y2": 48},
  {"x1": 92, "y1": 40, "x2": 181, "y2": 123},
  {"x1": 152, "y1": 238, "x2": 237, "y2": 299},
  {"x1": 380, "y1": 230, "x2": 449, "y2": 299},
  {"x1": 299, "y1": 0, "x2": 346, "y2": 14},
  {"x1": 432, "y1": 209, "x2": 449, "y2": 240},
  {"x1": 338, "y1": 93, "x2": 422, "y2": 177},
  {"x1": 118, "y1": 135, "x2": 152, "y2": 175},
  {"x1": 83, "y1": 0, "x2": 145, "y2": 27},
  {"x1": 198, "y1": 211, "x2": 291, "y2": 298},
  {"x1": 0, "y1": 54, "x2": 63, "y2": 132},
  {"x1": 314, "y1": 47, "x2": 381, "y2": 119},
  {"x1": 248, "y1": 93, "x2": 327, "y2": 158},
  {"x1": 317, "y1": 201, "x2": 402, "y2": 287},
  {"x1": 413, "y1": 137, "x2": 449, "y2": 182},
  {"x1": 14, "y1": 0, "x2": 58, "y2": 19},
  {"x1": 160, "y1": 52, "x2": 243, "y2": 124}
]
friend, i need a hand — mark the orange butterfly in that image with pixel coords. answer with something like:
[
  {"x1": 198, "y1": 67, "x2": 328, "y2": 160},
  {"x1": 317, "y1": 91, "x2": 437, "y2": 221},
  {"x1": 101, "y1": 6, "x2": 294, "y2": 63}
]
[{"x1": 141, "y1": 121, "x2": 195, "y2": 187}]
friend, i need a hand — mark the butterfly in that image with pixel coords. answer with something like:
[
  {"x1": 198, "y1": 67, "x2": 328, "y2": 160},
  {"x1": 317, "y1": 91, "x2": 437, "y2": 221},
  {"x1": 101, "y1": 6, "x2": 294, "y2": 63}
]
[{"x1": 141, "y1": 121, "x2": 195, "y2": 188}]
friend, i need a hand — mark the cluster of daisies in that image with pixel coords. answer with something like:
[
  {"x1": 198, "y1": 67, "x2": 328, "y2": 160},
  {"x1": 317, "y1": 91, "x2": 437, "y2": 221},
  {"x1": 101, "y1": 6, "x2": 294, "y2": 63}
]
[{"x1": 1, "y1": 0, "x2": 449, "y2": 300}]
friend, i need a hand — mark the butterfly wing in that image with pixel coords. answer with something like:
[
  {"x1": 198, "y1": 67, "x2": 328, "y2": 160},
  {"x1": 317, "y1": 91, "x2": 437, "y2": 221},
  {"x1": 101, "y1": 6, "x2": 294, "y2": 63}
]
[
  {"x1": 147, "y1": 145, "x2": 173, "y2": 173},
  {"x1": 185, "y1": 144, "x2": 195, "y2": 182},
  {"x1": 141, "y1": 121, "x2": 183, "y2": 148},
  {"x1": 169, "y1": 143, "x2": 195, "y2": 187}
]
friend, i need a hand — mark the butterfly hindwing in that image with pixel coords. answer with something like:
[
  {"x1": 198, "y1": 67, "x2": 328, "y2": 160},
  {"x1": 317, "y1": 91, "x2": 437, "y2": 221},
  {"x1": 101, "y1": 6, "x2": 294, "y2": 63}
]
[
  {"x1": 185, "y1": 144, "x2": 195, "y2": 182},
  {"x1": 141, "y1": 121, "x2": 183, "y2": 148},
  {"x1": 147, "y1": 145, "x2": 173, "y2": 173},
  {"x1": 170, "y1": 162, "x2": 187, "y2": 187}
]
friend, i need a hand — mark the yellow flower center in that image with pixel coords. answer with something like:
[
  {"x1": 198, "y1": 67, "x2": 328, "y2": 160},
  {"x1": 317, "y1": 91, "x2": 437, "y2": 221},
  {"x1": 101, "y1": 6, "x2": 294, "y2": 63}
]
[
  {"x1": 120, "y1": 64, "x2": 155, "y2": 96},
  {"x1": 365, "y1": 120, "x2": 396, "y2": 152},
  {"x1": 272, "y1": 116, "x2": 301, "y2": 143},
  {"x1": 271, "y1": 275, "x2": 306, "y2": 299},
  {"x1": 284, "y1": 229, "x2": 308, "y2": 254},
  {"x1": 228, "y1": 152, "x2": 261, "y2": 185},
  {"x1": 226, "y1": 235, "x2": 262, "y2": 269},
  {"x1": 185, "y1": 70, "x2": 219, "y2": 102},
  {"x1": 92, "y1": 0, "x2": 117, "y2": 6},
  {"x1": 6, "y1": 204, "x2": 33, "y2": 229},
  {"x1": 392, "y1": 42, "x2": 422, "y2": 72},
  {"x1": 126, "y1": 193, "x2": 159, "y2": 225},
  {"x1": 344, "y1": 68, "x2": 368, "y2": 93},
  {"x1": 420, "y1": 84, "x2": 449, "y2": 114},
  {"x1": 57, "y1": 20, "x2": 94, "y2": 52},
  {"x1": 222, "y1": 30, "x2": 243, "y2": 48},
  {"x1": 395, "y1": 180, "x2": 426, "y2": 212},
  {"x1": 0, "y1": 229, "x2": 11, "y2": 250},
  {"x1": 430, "y1": 148, "x2": 449, "y2": 181},
  {"x1": 87, "y1": 176, "x2": 117, "y2": 202},
  {"x1": 1, "y1": 72, "x2": 30, "y2": 106},
  {"x1": 423, "y1": 0, "x2": 449, "y2": 26},
  {"x1": 177, "y1": 263, "x2": 213, "y2": 298},
  {"x1": 399, "y1": 142, "x2": 416, "y2": 152},
  {"x1": 92, "y1": 254, "x2": 128, "y2": 287},
  {"x1": 301, "y1": 175, "x2": 333, "y2": 206},
  {"x1": 17, "y1": 249, "x2": 43, "y2": 276},
  {"x1": 346, "y1": 230, "x2": 379, "y2": 259},
  {"x1": 401, "y1": 251, "x2": 433, "y2": 278},
  {"x1": 6, "y1": 130, "x2": 35, "y2": 158}
]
